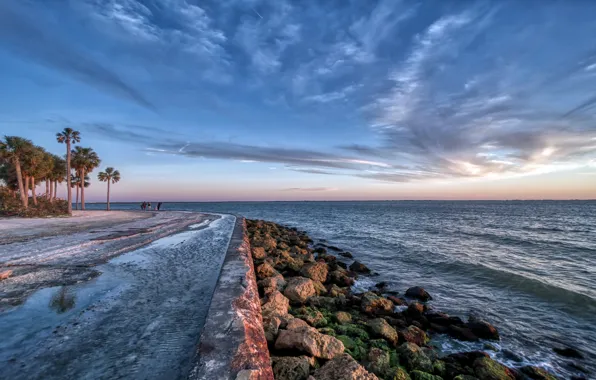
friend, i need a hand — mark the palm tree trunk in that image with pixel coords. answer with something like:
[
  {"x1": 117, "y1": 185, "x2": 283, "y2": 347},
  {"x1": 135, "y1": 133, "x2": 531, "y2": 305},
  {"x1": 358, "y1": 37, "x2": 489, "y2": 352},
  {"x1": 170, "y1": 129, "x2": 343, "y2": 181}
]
[
  {"x1": 13, "y1": 159, "x2": 27, "y2": 208},
  {"x1": 75, "y1": 184, "x2": 80, "y2": 210},
  {"x1": 54, "y1": 181, "x2": 58, "y2": 201},
  {"x1": 66, "y1": 142, "x2": 72, "y2": 214},
  {"x1": 81, "y1": 168, "x2": 86, "y2": 210},
  {"x1": 107, "y1": 181, "x2": 111, "y2": 211},
  {"x1": 23, "y1": 175, "x2": 30, "y2": 208},
  {"x1": 31, "y1": 177, "x2": 37, "y2": 206},
  {"x1": 45, "y1": 180, "x2": 49, "y2": 199}
]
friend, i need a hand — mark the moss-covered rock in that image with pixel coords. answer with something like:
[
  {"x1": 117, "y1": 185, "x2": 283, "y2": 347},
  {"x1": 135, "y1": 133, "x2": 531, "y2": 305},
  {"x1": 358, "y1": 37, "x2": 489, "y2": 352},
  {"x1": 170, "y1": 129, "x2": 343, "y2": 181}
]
[
  {"x1": 400, "y1": 325, "x2": 429, "y2": 346},
  {"x1": 389, "y1": 366, "x2": 411, "y2": 380},
  {"x1": 519, "y1": 366, "x2": 557, "y2": 380},
  {"x1": 367, "y1": 347, "x2": 391, "y2": 377},
  {"x1": 333, "y1": 311, "x2": 351, "y2": 324},
  {"x1": 472, "y1": 357, "x2": 515, "y2": 380},
  {"x1": 368, "y1": 318, "x2": 399, "y2": 346},
  {"x1": 432, "y1": 361, "x2": 446, "y2": 377},
  {"x1": 396, "y1": 342, "x2": 433, "y2": 373},
  {"x1": 335, "y1": 323, "x2": 370, "y2": 340},
  {"x1": 453, "y1": 376, "x2": 478, "y2": 380},
  {"x1": 271, "y1": 356, "x2": 310, "y2": 380},
  {"x1": 295, "y1": 307, "x2": 328, "y2": 327},
  {"x1": 409, "y1": 370, "x2": 443, "y2": 380}
]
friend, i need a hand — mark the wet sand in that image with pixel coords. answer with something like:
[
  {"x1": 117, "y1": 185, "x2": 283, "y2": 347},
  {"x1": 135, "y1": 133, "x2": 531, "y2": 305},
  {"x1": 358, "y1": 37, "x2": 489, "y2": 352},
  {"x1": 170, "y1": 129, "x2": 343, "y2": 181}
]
[
  {"x1": 0, "y1": 211, "x2": 217, "y2": 308},
  {"x1": 0, "y1": 211, "x2": 236, "y2": 379}
]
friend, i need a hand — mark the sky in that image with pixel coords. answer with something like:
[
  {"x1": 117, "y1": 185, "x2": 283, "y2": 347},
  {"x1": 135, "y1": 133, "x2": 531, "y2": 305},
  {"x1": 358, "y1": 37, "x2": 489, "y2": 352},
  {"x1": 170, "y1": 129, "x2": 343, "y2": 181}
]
[{"x1": 1, "y1": 0, "x2": 595, "y2": 201}]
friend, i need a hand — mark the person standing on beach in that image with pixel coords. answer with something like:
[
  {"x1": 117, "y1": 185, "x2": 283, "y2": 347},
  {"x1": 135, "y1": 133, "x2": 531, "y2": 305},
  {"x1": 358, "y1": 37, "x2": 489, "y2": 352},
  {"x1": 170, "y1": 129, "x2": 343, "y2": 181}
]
[
  {"x1": 157, "y1": 202, "x2": 162, "y2": 211},
  {"x1": 147, "y1": 202, "x2": 151, "y2": 210},
  {"x1": 141, "y1": 201, "x2": 145, "y2": 211}
]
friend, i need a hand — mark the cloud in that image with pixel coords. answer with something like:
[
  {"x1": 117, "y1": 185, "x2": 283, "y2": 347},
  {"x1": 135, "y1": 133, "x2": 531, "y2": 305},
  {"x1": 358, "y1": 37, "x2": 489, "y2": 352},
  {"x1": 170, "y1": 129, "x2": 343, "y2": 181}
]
[
  {"x1": 84, "y1": 0, "x2": 231, "y2": 83},
  {"x1": 281, "y1": 187, "x2": 337, "y2": 192},
  {"x1": 357, "y1": 6, "x2": 596, "y2": 182},
  {"x1": 234, "y1": 1, "x2": 301, "y2": 74},
  {"x1": 0, "y1": 1, "x2": 155, "y2": 110}
]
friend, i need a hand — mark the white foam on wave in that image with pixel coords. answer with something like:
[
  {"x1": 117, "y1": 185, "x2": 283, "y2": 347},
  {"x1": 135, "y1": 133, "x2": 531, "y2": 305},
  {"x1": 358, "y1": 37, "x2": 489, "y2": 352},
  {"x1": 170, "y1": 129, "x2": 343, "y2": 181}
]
[{"x1": 351, "y1": 277, "x2": 376, "y2": 293}]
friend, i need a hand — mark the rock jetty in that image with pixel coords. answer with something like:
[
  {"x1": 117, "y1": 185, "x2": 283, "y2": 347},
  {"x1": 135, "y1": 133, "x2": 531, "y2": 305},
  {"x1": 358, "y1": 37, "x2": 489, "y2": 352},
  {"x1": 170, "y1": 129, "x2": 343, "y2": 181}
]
[{"x1": 246, "y1": 219, "x2": 558, "y2": 380}]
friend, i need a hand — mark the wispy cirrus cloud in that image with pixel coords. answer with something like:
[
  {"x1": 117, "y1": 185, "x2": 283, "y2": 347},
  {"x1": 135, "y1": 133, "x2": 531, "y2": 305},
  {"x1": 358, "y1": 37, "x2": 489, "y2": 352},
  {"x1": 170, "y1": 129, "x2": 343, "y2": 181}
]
[{"x1": 0, "y1": 1, "x2": 155, "y2": 110}]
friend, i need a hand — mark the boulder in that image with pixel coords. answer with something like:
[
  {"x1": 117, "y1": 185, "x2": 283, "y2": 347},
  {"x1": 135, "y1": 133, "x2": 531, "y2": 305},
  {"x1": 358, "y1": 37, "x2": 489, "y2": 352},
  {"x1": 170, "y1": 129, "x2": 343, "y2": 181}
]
[
  {"x1": 329, "y1": 270, "x2": 355, "y2": 287},
  {"x1": 251, "y1": 246, "x2": 266, "y2": 260},
  {"x1": 275, "y1": 326, "x2": 345, "y2": 359},
  {"x1": 258, "y1": 274, "x2": 287, "y2": 296},
  {"x1": 272, "y1": 356, "x2": 310, "y2": 380},
  {"x1": 410, "y1": 370, "x2": 443, "y2": 380},
  {"x1": 405, "y1": 286, "x2": 432, "y2": 302},
  {"x1": 553, "y1": 346, "x2": 583, "y2": 359},
  {"x1": 388, "y1": 296, "x2": 407, "y2": 306},
  {"x1": 447, "y1": 325, "x2": 478, "y2": 342},
  {"x1": 349, "y1": 261, "x2": 371, "y2": 274},
  {"x1": 367, "y1": 347, "x2": 391, "y2": 377},
  {"x1": 339, "y1": 251, "x2": 354, "y2": 259},
  {"x1": 256, "y1": 262, "x2": 279, "y2": 279},
  {"x1": 467, "y1": 317, "x2": 499, "y2": 340},
  {"x1": 313, "y1": 353, "x2": 379, "y2": 380},
  {"x1": 334, "y1": 311, "x2": 352, "y2": 325},
  {"x1": 312, "y1": 280, "x2": 327, "y2": 296},
  {"x1": 300, "y1": 262, "x2": 329, "y2": 283},
  {"x1": 261, "y1": 291, "x2": 290, "y2": 319},
  {"x1": 262, "y1": 235, "x2": 277, "y2": 251},
  {"x1": 327, "y1": 284, "x2": 348, "y2": 298},
  {"x1": 400, "y1": 325, "x2": 429, "y2": 346},
  {"x1": 287, "y1": 318, "x2": 310, "y2": 330},
  {"x1": 308, "y1": 296, "x2": 339, "y2": 311},
  {"x1": 520, "y1": 366, "x2": 557, "y2": 380},
  {"x1": 296, "y1": 307, "x2": 328, "y2": 327},
  {"x1": 473, "y1": 357, "x2": 515, "y2": 380},
  {"x1": 368, "y1": 318, "x2": 399, "y2": 346},
  {"x1": 284, "y1": 277, "x2": 317, "y2": 304},
  {"x1": 264, "y1": 316, "x2": 282, "y2": 344},
  {"x1": 389, "y1": 367, "x2": 411, "y2": 380},
  {"x1": 361, "y1": 292, "x2": 393, "y2": 315},
  {"x1": 397, "y1": 342, "x2": 433, "y2": 373},
  {"x1": 405, "y1": 302, "x2": 425, "y2": 317}
]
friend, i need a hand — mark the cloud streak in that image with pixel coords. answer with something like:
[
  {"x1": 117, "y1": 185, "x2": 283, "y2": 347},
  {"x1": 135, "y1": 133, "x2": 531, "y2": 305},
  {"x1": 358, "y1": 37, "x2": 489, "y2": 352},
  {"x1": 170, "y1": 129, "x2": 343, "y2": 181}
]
[{"x1": 0, "y1": 1, "x2": 155, "y2": 110}]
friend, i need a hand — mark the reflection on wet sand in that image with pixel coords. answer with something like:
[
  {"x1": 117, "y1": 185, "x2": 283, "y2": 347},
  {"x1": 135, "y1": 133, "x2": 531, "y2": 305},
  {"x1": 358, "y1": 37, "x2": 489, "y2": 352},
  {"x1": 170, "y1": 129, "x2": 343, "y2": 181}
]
[{"x1": 49, "y1": 287, "x2": 76, "y2": 314}]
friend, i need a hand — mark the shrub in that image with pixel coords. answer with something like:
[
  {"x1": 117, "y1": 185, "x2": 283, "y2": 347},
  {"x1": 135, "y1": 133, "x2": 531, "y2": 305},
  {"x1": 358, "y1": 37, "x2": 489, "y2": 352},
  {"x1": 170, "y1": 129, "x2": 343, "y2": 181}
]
[{"x1": 0, "y1": 186, "x2": 69, "y2": 217}]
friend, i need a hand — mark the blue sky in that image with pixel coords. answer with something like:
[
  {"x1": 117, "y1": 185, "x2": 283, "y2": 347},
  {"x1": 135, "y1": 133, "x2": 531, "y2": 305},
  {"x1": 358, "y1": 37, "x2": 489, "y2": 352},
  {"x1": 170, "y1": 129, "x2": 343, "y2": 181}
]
[{"x1": 1, "y1": 0, "x2": 595, "y2": 201}]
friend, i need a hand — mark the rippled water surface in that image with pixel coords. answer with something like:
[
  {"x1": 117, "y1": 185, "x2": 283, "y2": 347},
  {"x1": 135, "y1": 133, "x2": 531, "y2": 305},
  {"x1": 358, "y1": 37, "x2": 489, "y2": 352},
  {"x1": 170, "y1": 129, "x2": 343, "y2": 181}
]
[{"x1": 91, "y1": 201, "x2": 596, "y2": 378}]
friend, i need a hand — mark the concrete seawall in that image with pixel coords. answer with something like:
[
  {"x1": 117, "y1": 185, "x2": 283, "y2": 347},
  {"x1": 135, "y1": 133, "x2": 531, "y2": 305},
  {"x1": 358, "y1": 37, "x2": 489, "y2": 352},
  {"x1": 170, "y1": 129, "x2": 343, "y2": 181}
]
[{"x1": 189, "y1": 216, "x2": 273, "y2": 380}]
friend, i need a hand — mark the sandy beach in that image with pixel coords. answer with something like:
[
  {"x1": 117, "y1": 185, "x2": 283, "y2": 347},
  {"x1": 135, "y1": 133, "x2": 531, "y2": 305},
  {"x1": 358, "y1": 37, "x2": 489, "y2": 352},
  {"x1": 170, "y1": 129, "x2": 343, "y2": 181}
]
[
  {"x1": 0, "y1": 210, "x2": 237, "y2": 379},
  {"x1": 0, "y1": 210, "x2": 217, "y2": 308}
]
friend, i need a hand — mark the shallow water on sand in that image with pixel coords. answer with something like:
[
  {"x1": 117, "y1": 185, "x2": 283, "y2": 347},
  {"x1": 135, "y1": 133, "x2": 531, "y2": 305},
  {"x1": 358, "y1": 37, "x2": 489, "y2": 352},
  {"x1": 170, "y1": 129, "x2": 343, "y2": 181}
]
[
  {"x1": 92, "y1": 200, "x2": 596, "y2": 379},
  {"x1": 0, "y1": 214, "x2": 235, "y2": 380}
]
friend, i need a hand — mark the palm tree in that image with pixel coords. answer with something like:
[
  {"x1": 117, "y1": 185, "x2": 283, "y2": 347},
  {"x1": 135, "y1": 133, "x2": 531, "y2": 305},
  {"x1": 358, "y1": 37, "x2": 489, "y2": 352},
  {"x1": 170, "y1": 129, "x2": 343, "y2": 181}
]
[
  {"x1": 56, "y1": 128, "x2": 81, "y2": 214},
  {"x1": 50, "y1": 155, "x2": 66, "y2": 201},
  {"x1": 0, "y1": 136, "x2": 33, "y2": 207},
  {"x1": 70, "y1": 173, "x2": 90, "y2": 210},
  {"x1": 97, "y1": 167, "x2": 120, "y2": 211},
  {"x1": 71, "y1": 147, "x2": 101, "y2": 211}
]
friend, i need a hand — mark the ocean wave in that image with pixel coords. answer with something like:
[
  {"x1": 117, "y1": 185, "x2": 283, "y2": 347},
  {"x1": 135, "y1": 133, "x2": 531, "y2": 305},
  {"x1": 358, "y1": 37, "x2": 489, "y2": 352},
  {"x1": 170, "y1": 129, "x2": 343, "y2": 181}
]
[
  {"x1": 438, "y1": 260, "x2": 596, "y2": 316},
  {"x1": 458, "y1": 230, "x2": 596, "y2": 252}
]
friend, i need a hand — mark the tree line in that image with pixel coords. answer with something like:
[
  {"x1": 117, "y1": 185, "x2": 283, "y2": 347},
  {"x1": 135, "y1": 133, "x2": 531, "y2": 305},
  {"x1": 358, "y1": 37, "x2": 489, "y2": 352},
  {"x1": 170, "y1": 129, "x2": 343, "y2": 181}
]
[{"x1": 0, "y1": 128, "x2": 121, "y2": 214}]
